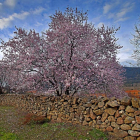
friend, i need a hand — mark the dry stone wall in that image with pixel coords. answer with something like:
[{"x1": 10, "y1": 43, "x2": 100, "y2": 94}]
[{"x1": 0, "y1": 94, "x2": 140, "y2": 140}]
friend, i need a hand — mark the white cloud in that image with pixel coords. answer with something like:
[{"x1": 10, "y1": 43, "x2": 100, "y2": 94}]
[
  {"x1": 123, "y1": 2, "x2": 133, "y2": 8},
  {"x1": 97, "y1": 22, "x2": 104, "y2": 28},
  {"x1": 103, "y1": 4, "x2": 112, "y2": 14},
  {"x1": 0, "y1": 51, "x2": 4, "y2": 60},
  {"x1": 108, "y1": 13, "x2": 115, "y2": 19},
  {"x1": 4, "y1": 0, "x2": 16, "y2": 8},
  {"x1": 32, "y1": 7, "x2": 45, "y2": 15},
  {"x1": 35, "y1": 22, "x2": 43, "y2": 27},
  {"x1": 0, "y1": 16, "x2": 13, "y2": 29},
  {"x1": 103, "y1": 1, "x2": 135, "y2": 23},
  {"x1": 12, "y1": 12, "x2": 29, "y2": 20},
  {"x1": 116, "y1": 2, "x2": 134, "y2": 22},
  {"x1": 0, "y1": 3, "x2": 3, "y2": 11},
  {"x1": 0, "y1": 11, "x2": 29, "y2": 29},
  {"x1": 115, "y1": 17, "x2": 129, "y2": 22},
  {"x1": 117, "y1": 52, "x2": 134, "y2": 63},
  {"x1": 117, "y1": 10, "x2": 127, "y2": 18},
  {"x1": 92, "y1": 15, "x2": 102, "y2": 24}
]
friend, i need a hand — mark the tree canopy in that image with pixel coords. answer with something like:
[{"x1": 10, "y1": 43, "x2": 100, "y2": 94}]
[
  {"x1": 131, "y1": 17, "x2": 140, "y2": 66},
  {"x1": 0, "y1": 7, "x2": 126, "y2": 98}
]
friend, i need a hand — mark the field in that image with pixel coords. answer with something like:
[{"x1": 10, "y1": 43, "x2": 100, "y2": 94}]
[{"x1": 0, "y1": 106, "x2": 122, "y2": 140}]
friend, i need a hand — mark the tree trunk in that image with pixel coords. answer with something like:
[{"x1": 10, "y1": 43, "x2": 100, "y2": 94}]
[
  {"x1": 65, "y1": 87, "x2": 70, "y2": 95},
  {"x1": 0, "y1": 86, "x2": 3, "y2": 94}
]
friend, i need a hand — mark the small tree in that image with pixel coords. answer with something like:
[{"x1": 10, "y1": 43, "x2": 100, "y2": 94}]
[
  {"x1": 131, "y1": 17, "x2": 140, "y2": 66},
  {"x1": 0, "y1": 61, "x2": 11, "y2": 94},
  {"x1": 0, "y1": 7, "x2": 126, "y2": 98},
  {"x1": 0, "y1": 27, "x2": 47, "y2": 93}
]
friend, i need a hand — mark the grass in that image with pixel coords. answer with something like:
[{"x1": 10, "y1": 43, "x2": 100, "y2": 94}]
[
  {"x1": 0, "y1": 131, "x2": 18, "y2": 140},
  {"x1": 0, "y1": 106, "x2": 122, "y2": 140}
]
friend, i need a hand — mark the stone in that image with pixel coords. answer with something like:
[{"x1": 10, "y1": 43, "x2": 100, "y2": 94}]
[
  {"x1": 119, "y1": 105, "x2": 125, "y2": 110},
  {"x1": 134, "y1": 110, "x2": 140, "y2": 116},
  {"x1": 128, "y1": 113, "x2": 135, "y2": 118},
  {"x1": 128, "y1": 130, "x2": 140, "y2": 137},
  {"x1": 106, "y1": 126, "x2": 113, "y2": 131},
  {"x1": 122, "y1": 113, "x2": 127, "y2": 119},
  {"x1": 111, "y1": 122, "x2": 120, "y2": 129},
  {"x1": 101, "y1": 112, "x2": 108, "y2": 122},
  {"x1": 89, "y1": 121, "x2": 93, "y2": 126},
  {"x1": 85, "y1": 117, "x2": 91, "y2": 122},
  {"x1": 132, "y1": 98, "x2": 139, "y2": 108},
  {"x1": 105, "y1": 119, "x2": 109, "y2": 123},
  {"x1": 47, "y1": 115, "x2": 52, "y2": 120},
  {"x1": 82, "y1": 120, "x2": 88, "y2": 126},
  {"x1": 60, "y1": 99, "x2": 65, "y2": 102},
  {"x1": 105, "y1": 108, "x2": 116, "y2": 115},
  {"x1": 85, "y1": 108, "x2": 90, "y2": 115},
  {"x1": 132, "y1": 121, "x2": 136, "y2": 124},
  {"x1": 66, "y1": 114, "x2": 69, "y2": 118},
  {"x1": 136, "y1": 116, "x2": 140, "y2": 124},
  {"x1": 63, "y1": 102, "x2": 68, "y2": 105},
  {"x1": 121, "y1": 96, "x2": 131, "y2": 106},
  {"x1": 98, "y1": 101, "x2": 104, "y2": 108},
  {"x1": 100, "y1": 122, "x2": 107, "y2": 128},
  {"x1": 119, "y1": 110, "x2": 124, "y2": 115},
  {"x1": 97, "y1": 116, "x2": 101, "y2": 120},
  {"x1": 124, "y1": 116, "x2": 135, "y2": 124},
  {"x1": 117, "y1": 117, "x2": 124, "y2": 124},
  {"x1": 95, "y1": 124, "x2": 100, "y2": 129},
  {"x1": 108, "y1": 132, "x2": 118, "y2": 138},
  {"x1": 102, "y1": 128, "x2": 106, "y2": 132},
  {"x1": 82, "y1": 97, "x2": 88, "y2": 103},
  {"x1": 110, "y1": 97, "x2": 116, "y2": 101},
  {"x1": 113, "y1": 128, "x2": 128, "y2": 138},
  {"x1": 96, "y1": 120, "x2": 102, "y2": 125},
  {"x1": 93, "y1": 109, "x2": 103, "y2": 115},
  {"x1": 69, "y1": 108, "x2": 74, "y2": 112},
  {"x1": 93, "y1": 105, "x2": 98, "y2": 110},
  {"x1": 91, "y1": 104, "x2": 96, "y2": 109},
  {"x1": 124, "y1": 136, "x2": 136, "y2": 140},
  {"x1": 125, "y1": 106, "x2": 135, "y2": 113},
  {"x1": 72, "y1": 104, "x2": 78, "y2": 109},
  {"x1": 57, "y1": 117, "x2": 62, "y2": 123},
  {"x1": 108, "y1": 116, "x2": 116, "y2": 122},
  {"x1": 84, "y1": 114, "x2": 90, "y2": 118},
  {"x1": 107, "y1": 100, "x2": 120, "y2": 107},
  {"x1": 41, "y1": 96, "x2": 48, "y2": 101},
  {"x1": 90, "y1": 99, "x2": 97, "y2": 104},
  {"x1": 120, "y1": 124, "x2": 131, "y2": 130},
  {"x1": 84, "y1": 103, "x2": 92, "y2": 107},
  {"x1": 115, "y1": 110, "x2": 120, "y2": 118},
  {"x1": 79, "y1": 115, "x2": 84, "y2": 121},
  {"x1": 93, "y1": 120, "x2": 96, "y2": 125},
  {"x1": 89, "y1": 109, "x2": 96, "y2": 120},
  {"x1": 101, "y1": 97, "x2": 109, "y2": 102},
  {"x1": 132, "y1": 124, "x2": 140, "y2": 131}
]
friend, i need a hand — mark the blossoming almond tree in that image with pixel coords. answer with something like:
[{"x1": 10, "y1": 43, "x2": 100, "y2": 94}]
[
  {"x1": 131, "y1": 17, "x2": 140, "y2": 66},
  {"x1": 0, "y1": 27, "x2": 48, "y2": 93},
  {"x1": 0, "y1": 7, "x2": 126, "y2": 98}
]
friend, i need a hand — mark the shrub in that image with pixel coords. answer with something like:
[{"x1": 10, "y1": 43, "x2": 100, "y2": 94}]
[{"x1": 22, "y1": 113, "x2": 50, "y2": 125}]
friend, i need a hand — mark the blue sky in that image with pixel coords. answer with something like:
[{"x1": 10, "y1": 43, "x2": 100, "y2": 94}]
[{"x1": 0, "y1": 0, "x2": 140, "y2": 67}]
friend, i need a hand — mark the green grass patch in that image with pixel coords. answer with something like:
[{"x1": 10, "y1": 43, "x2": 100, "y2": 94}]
[
  {"x1": 89, "y1": 129, "x2": 108, "y2": 140},
  {"x1": 0, "y1": 105, "x2": 117, "y2": 140},
  {"x1": 0, "y1": 131, "x2": 19, "y2": 140}
]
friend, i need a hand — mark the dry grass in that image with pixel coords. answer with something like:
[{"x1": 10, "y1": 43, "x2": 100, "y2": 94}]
[
  {"x1": 22, "y1": 113, "x2": 50, "y2": 125},
  {"x1": 0, "y1": 106, "x2": 122, "y2": 140}
]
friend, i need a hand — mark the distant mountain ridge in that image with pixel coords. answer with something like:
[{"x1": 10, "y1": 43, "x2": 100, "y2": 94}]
[{"x1": 122, "y1": 67, "x2": 140, "y2": 84}]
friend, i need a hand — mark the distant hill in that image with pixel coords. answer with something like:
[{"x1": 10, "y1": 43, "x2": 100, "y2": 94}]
[{"x1": 122, "y1": 67, "x2": 140, "y2": 84}]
